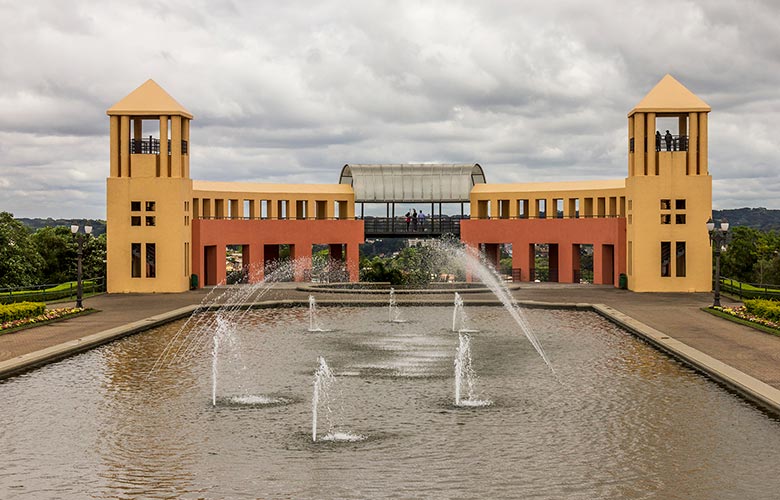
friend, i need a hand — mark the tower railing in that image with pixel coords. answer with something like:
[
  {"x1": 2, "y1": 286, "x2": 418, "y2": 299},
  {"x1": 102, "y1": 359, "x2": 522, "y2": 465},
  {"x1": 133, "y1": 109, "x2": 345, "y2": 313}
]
[
  {"x1": 630, "y1": 134, "x2": 689, "y2": 152},
  {"x1": 130, "y1": 137, "x2": 189, "y2": 155}
]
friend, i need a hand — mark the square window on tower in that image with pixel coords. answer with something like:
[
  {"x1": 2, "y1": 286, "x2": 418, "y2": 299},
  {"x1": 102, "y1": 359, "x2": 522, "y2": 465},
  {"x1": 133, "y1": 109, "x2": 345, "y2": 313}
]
[{"x1": 145, "y1": 201, "x2": 156, "y2": 212}]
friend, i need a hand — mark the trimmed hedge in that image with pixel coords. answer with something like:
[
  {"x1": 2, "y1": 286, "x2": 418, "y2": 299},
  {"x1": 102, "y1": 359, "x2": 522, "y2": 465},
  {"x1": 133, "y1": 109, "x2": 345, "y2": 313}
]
[
  {"x1": 744, "y1": 299, "x2": 780, "y2": 323},
  {"x1": 0, "y1": 302, "x2": 46, "y2": 323},
  {"x1": 0, "y1": 280, "x2": 103, "y2": 305}
]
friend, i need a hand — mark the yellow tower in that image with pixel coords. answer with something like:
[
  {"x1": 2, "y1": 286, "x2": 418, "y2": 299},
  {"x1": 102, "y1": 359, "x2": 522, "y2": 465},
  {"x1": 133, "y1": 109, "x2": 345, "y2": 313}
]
[
  {"x1": 625, "y1": 74, "x2": 712, "y2": 292},
  {"x1": 106, "y1": 80, "x2": 193, "y2": 292}
]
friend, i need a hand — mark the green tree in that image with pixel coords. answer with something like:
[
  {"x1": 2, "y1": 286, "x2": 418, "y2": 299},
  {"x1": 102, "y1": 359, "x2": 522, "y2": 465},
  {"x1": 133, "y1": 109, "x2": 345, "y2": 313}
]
[
  {"x1": 360, "y1": 256, "x2": 403, "y2": 284},
  {"x1": 82, "y1": 233, "x2": 107, "y2": 280},
  {"x1": 721, "y1": 226, "x2": 761, "y2": 282},
  {"x1": 0, "y1": 212, "x2": 43, "y2": 288},
  {"x1": 30, "y1": 226, "x2": 107, "y2": 284},
  {"x1": 31, "y1": 226, "x2": 77, "y2": 283}
]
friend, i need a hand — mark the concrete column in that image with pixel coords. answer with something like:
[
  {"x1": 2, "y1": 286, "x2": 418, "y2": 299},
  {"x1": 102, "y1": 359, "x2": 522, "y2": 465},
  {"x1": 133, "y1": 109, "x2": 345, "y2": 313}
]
[
  {"x1": 109, "y1": 116, "x2": 119, "y2": 177},
  {"x1": 558, "y1": 243, "x2": 574, "y2": 283},
  {"x1": 628, "y1": 116, "x2": 635, "y2": 176},
  {"x1": 159, "y1": 116, "x2": 169, "y2": 178},
  {"x1": 291, "y1": 243, "x2": 312, "y2": 282},
  {"x1": 483, "y1": 243, "x2": 500, "y2": 271},
  {"x1": 464, "y1": 243, "x2": 479, "y2": 282},
  {"x1": 346, "y1": 243, "x2": 360, "y2": 282},
  {"x1": 490, "y1": 198, "x2": 499, "y2": 219},
  {"x1": 171, "y1": 115, "x2": 182, "y2": 178},
  {"x1": 243, "y1": 244, "x2": 264, "y2": 283},
  {"x1": 593, "y1": 244, "x2": 603, "y2": 285},
  {"x1": 634, "y1": 112, "x2": 645, "y2": 176},
  {"x1": 646, "y1": 113, "x2": 656, "y2": 175},
  {"x1": 509, "y1": 198, "x2": 518, "y2": 218},
  {"x1": 678, "y1": 115, "x2": 688, "y2": 136},
  {"x1": 688, "y1": 112, "x2": 698, "y2": 176},
  {"x1": 511, "y1": 240, "x2": 530, "y2": 282},
  {"x1": 549, "y1": 244, "x2": 559, "y2": 282},
  {"x1": 120, "y1": 115, "x2": 130, "y2": 177},
  {"x1": 216, "y1": 244, "x2": 227, "y2": 286},
  {"x1": 133, "y1": 118, "x2": 142, "y2": 141},
  {"x1": 571, "y1": 244, "x2": 582, "y2": 282},
  {"x1": 326, "y1": 199, "x2": 335, "y2": 219},
  {"x1": 183, "y1": 118, "x2": 190, "y2": 178},
  {"x1": 698, "y1": 112, "x2": 708, "y2": 175}
]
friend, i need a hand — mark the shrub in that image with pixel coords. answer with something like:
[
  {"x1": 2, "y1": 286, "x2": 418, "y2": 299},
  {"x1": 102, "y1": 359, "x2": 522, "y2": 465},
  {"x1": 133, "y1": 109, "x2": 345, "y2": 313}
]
[
  {"x1": 0, "y1": 302, "x2": 46, "y2": 323},
  {"x1": 744, "y1": 299, "x2": 780, "y2": 323}
]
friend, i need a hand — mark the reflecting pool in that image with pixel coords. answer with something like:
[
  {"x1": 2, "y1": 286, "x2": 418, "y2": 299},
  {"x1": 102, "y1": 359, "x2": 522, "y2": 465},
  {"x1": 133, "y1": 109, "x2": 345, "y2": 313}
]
[{"x1": 1, "y1": 306, "x2": 779, "y2": 499}]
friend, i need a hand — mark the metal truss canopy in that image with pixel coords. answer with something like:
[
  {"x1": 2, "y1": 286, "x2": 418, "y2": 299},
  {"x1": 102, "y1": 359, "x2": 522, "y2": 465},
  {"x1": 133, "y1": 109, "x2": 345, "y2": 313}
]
[{"x1": 339, "y1": 164, "x2": 486, "y2": 203}]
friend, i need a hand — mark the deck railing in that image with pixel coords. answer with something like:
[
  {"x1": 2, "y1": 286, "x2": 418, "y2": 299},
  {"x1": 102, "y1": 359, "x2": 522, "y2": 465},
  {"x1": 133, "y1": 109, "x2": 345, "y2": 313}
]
[{"x1": 130, "y1": 137, "x2": 189, "y2": 155}]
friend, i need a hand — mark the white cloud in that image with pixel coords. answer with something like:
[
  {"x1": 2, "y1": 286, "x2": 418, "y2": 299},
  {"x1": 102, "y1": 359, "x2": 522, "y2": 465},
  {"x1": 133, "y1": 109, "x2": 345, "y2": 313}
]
[{"x1": 1, "y1": 0, "x2": 779, "y2": 217}]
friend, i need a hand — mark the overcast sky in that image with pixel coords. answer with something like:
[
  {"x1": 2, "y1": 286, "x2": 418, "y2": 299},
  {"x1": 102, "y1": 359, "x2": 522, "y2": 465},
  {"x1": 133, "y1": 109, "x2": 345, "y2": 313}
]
[{"x1": 1, "y1": 0, "x2": 779, "y2": 219}]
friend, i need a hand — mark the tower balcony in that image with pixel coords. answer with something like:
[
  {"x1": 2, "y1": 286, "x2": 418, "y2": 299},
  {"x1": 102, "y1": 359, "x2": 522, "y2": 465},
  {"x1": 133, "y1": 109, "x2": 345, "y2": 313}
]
[
  {"x1": 131, "y1": 137, "x2": 189, "y2": 155},
  {"x1": 630, "y1": 134, "x2": 688, "y2": 153}
]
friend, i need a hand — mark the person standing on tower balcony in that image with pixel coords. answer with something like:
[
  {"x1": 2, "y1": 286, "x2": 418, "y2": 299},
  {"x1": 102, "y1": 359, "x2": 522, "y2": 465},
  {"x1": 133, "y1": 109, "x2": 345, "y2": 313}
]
[
  {"x1": 655, "y1": 130, "x2": 661, "y2": 152},
  {"x1": 411, "y1": 209, "x2": 418, "y2": 231},
  {"x1": 664, "y1": 130, "x2": 673, "y2": 151}
]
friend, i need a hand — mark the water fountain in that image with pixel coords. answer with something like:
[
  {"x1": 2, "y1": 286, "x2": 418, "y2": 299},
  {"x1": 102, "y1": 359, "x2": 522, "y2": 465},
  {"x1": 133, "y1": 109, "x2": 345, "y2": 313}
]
[
  {"x1": 452, "y1": 292, "x2": 478, "y2": 333},
  {"x1": 388, "y1": 287, "x2": 405, "y2": 323},
  {"x1": 453, "y1": 332, "x2": 491, "y2": 407},
  {"x1": 5, "y1": 268, "x2": 780, "y2": 498},
  {"x1": 438, "y1": 241, "x2": 555, "y2": 373},
  {"x1": 308, "y1": 295, "x2": 329, "y2": 332},
  {"x1": 312, "y1": 356, "x2": 364, "y2": 443}
]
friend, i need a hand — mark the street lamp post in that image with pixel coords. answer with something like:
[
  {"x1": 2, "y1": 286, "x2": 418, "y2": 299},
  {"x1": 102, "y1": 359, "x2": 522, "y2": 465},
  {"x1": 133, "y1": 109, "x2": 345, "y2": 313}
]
[
  {"x1": 706, "y1": 218, "x2": 730, "y2": 307},
  {"x1": 71, "y1": 224, "x2": 93, "y2": 309}
]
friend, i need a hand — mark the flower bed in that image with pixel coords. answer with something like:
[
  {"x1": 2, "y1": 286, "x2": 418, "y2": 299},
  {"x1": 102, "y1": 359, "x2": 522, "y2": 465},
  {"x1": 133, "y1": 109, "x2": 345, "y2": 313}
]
[
  {"x1": 710, "y1": 305, "x2": 780, "y2": 335},
  {"x1": 0, "y1": 307, "x2": 87, "y2": 334}
]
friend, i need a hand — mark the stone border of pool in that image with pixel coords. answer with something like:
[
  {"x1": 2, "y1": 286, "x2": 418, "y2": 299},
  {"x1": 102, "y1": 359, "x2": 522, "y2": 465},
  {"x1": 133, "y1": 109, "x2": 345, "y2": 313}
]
[
  {"x1": 2, "y1": 297, "x2": 779, "y2": 416},
  {"x1": 592, "y1": 304, "x2": 780, "y2": 416}
]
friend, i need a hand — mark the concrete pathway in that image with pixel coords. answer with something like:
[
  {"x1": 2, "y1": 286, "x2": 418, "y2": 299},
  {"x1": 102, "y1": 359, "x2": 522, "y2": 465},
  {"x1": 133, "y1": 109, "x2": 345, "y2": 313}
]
[{"x1": 2, "y1": 284, "x2": 779, "y2": 395}]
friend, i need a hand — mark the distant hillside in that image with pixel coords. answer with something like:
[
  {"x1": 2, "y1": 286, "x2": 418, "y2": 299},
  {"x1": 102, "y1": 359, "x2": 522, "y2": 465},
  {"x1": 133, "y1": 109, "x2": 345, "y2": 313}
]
[
  {"x1": 17, "y1": 218, "x2": 107, "y2": 237},
  {"x1": 712, "y1": 208, "x2": 780, "y2": 232}
]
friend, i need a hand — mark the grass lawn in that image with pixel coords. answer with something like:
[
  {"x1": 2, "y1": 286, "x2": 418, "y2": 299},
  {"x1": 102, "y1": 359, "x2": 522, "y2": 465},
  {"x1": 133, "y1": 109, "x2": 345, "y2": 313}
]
[
  {"x1": 722, "y1": 278, "x2": 780, "y2": 293},
  {"x1": 4, "y1": 280, "x2": 97, "y2": 295}
]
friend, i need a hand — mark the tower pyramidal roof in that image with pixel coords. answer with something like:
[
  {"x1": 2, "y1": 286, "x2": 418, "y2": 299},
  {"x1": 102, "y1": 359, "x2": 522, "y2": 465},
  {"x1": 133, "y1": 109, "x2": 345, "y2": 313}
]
[
  {"x1": 629, "y1": 74, "x2": 710, "y2": 117},
  {"x1": 107, "y1": 79, "x2": 193, "y2": 119}
]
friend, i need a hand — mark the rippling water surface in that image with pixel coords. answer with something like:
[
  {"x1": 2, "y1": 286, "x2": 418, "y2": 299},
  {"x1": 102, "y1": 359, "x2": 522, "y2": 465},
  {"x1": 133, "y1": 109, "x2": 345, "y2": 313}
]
[{"x1": 1, "y1": 307, "x2": 779, "y2": 499}]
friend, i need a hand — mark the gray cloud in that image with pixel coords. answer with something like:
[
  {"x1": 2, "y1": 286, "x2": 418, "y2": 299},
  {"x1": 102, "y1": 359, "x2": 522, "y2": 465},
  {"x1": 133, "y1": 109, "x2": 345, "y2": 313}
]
[{"x1": 1, "y1": 0, "x2": 778, "y2": 218}]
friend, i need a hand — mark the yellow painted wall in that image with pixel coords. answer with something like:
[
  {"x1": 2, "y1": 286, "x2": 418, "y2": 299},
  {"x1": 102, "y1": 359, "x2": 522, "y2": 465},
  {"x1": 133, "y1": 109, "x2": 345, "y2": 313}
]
[
  {"x1": 107, "y1": 176, "x2": 193, "y2": 293},
  {"x1": 192, "y1": 181, "x2": 355, "y2": 220},
  {"x1": 625, "y1": 152, "x2": 711, "y2": 292},
  {"x1": 470, "y1": 180, "x2": 626, "y2": 219}
]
